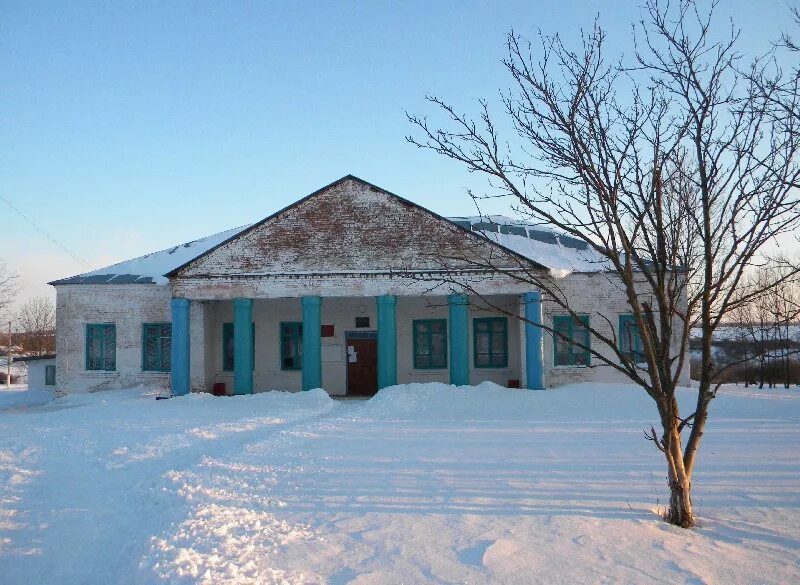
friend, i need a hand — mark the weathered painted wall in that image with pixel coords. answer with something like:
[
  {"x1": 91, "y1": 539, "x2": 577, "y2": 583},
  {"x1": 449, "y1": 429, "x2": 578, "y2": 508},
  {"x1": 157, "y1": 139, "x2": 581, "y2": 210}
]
[
  {"x1": 53, "y1": 273, "x2": 689, "y2": 394},
  {"x1": 177, "y1": 178, "x2": 530, "y2": 277},
  {"x1": 396, "y1": 295, "x2": 524, "y2": 388},
  {"x1": 171, "y1": 273, "x2": 537, "y2": 301},
  {"x1": 54, "y1": 284, "x2": 207, "y2": 393},
  {"x1": 538, "y1": 272, "x2": 691, "y2": 387},
  {"x1": 55, "y1": 284, "x2": 166, "y2": 393},
  {"x1": 202, "y1": 294, "x2": 522, "y2": 395}
]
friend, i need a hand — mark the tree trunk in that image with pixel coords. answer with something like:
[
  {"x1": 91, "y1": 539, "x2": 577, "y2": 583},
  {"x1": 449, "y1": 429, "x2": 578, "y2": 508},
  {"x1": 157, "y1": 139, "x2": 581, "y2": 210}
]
[
  {"x1": 784, "y1": 324, "x2": 790, "y2": 389},
  {"x1": 666, "y1": 476, "x2": 694, "y2": 527},
  {"x1": 744, "y1": 349, "x2": 749, "y2": 387},
  {"x1": 663, "y1": 425, "x2": 695, "y2": 527}
]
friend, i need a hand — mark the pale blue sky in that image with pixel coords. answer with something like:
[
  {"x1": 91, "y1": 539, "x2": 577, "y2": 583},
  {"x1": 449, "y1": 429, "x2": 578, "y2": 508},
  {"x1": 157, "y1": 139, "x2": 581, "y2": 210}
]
[{"x1": 2, "y1": 0, "x2": 793, "y2": 309}]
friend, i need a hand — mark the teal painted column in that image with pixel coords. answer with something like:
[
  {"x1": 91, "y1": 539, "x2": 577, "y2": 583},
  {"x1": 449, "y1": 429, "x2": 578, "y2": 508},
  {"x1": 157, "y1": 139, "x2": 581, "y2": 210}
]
[
  {"x1": 448, "y1": 293, "x2": 470, "y2": 386},
  {"x1": 376, "y1": 295, "x2": 397, "y2": 389},
  {"x1": 524, "y1": 291, "x2": 545, "y2": 390},
  {"x1": 233, "y1": 298, "x2": 254, "y2": 395},
  {"x1": 302, "y1": 296, "x2": 322, "y2": 390},
  {"x1": 170, "y1": 298, "x2": 191, "y2": 396}
]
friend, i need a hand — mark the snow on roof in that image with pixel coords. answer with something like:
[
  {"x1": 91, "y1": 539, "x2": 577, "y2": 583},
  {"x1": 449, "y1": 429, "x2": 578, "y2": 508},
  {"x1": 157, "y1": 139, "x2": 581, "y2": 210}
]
[
  {"x1": 51, "y1": 214, "x2": 607, "y2": 286},
  {"x1": 50, "y1": 224, "x2": 251, "y2": 286},
  {"x1": 449, "y1": 215, "x2": 609, "y2": 276}
]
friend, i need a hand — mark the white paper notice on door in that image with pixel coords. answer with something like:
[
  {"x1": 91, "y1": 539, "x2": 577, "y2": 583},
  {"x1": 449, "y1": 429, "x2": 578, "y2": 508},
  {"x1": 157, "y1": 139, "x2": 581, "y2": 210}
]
[{"x1": 347, "y1": 346, "x2": 357, "y2": 363}]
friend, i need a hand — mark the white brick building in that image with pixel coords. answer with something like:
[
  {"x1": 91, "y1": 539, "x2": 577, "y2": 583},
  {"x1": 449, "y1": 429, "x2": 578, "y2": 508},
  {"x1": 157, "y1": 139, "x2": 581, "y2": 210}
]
[{"x1": 51, "y1": 176, "x2": 686, "y2": 396}]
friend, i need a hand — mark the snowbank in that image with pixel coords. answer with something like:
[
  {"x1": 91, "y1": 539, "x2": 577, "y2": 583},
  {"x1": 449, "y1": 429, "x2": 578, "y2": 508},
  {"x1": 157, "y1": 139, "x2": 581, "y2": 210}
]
[
  {"x1": 0, "y1": 387, "x2": 55, "y2": 410},
  {"x1": 187, "y1": 387, "x2": 334, "y2": 417},
  {"x1": 361, "y1": 381, "x2": 656, "y2": 422}
]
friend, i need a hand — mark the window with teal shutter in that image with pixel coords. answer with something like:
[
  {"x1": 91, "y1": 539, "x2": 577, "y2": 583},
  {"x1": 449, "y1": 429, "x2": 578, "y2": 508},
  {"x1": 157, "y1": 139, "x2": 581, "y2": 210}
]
[
  {"x1": 473, "y1": 317, "x2": 508, "y2": 368},
  {"x1": 619, "y1": 314, "x2": 646, "y2": 363},
  {"x1": 413, "y1": 319, "x2": 447, "y2": 369},
  {"x1": 45, "y1": 365, "x2": 56, "y2": 386},
  {"x1": 142, "y1": 323, "x2": 171, "y2": 372},
  {"x1": 280, "y1": 322, "x2": 303, "y2": 370},
  {"x1": 553, "y1": 315, "x2": 591, "y2": 366},
  {"x1": 85, "y1": 324, "x2": 116, "y2": 371},
  {"x1": 222, "y1": 322, "x2": 255, "y2": 371}
]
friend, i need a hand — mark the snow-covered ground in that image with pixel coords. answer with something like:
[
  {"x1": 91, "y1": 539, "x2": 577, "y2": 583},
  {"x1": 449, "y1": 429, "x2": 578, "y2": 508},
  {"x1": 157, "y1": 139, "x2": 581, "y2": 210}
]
[{"x1": 1, "y1": 383, "x2": 798, "y2": 584}]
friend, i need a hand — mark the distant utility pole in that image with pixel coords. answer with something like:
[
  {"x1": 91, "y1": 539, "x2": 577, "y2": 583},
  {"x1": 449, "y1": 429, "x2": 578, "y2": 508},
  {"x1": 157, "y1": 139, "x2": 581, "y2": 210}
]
[{"x1": 5, "y1": 320, "x2": 10, "y2": 388}]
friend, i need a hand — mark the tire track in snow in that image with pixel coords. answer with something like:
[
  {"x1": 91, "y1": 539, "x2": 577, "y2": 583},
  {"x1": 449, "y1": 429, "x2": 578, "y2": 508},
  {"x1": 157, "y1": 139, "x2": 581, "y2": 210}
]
[
  {"x1": 139, "y1": 402, "x2": 351, "y2": 585},
  {"x1": 0, "y1": 445, "x2": 42, "y2": 557},
  {"x1": 2, "y1": 391, "x2": 337, "y2": 585}
]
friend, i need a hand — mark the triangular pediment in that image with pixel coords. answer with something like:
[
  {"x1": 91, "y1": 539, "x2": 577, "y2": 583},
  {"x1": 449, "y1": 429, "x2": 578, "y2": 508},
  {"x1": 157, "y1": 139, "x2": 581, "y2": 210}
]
[{"x1": 168, "y1": 176, "x2": 545, "y2": 278}]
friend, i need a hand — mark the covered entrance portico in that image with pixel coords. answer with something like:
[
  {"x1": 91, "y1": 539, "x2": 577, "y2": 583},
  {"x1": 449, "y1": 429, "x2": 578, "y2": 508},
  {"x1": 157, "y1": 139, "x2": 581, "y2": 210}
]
[
  {"x1": 161, "y1": 176, "x2": 551, "y2": 397},
  {"x1": 168, "y1": 286, "x2": 546, "y2": 397}
]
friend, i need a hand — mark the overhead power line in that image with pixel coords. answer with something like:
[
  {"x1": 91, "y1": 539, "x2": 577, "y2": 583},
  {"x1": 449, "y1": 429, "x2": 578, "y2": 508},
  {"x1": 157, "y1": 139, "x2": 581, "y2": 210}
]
[{"x1": 1, "y1": 193, "x2": 91, "y2": 268}]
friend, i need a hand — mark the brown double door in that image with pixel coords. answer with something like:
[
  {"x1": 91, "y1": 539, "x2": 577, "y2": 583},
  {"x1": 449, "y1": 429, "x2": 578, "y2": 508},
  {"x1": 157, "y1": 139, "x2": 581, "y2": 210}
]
[{"x1": 346, "y1": 335, "x2": 378, "y2": 396}]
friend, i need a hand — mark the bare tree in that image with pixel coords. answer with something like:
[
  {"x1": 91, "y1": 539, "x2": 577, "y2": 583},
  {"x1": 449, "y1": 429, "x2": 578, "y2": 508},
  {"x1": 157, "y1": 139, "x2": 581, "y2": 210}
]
[
  {"x1": 16, "y1": 297, "x2": 55, "y2": 356},
  {"x1": 780, "y1": 6, "x2": 800, "y2": 54},
  {"x1": 732, "y1": 267, "x2": 800, "y2": 388},
  {"x1": 407, "y1": 0, "x2": 800, "y2": 527},
  {"x1": 739, "y1": 267, "x2": 800, "y2": 388},
  {"x1": 775, "y1": 282, "x2": 799, "y2": 388},
  {"x1": 0, "y1": 259, "x2": 17, "y2": 318}
]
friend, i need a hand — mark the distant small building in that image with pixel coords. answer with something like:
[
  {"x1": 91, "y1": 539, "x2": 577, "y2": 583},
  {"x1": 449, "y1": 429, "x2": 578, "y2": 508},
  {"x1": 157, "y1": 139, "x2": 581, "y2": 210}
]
[{"x1": 16, "y1": 354, "x2": 56, "y2": 389}]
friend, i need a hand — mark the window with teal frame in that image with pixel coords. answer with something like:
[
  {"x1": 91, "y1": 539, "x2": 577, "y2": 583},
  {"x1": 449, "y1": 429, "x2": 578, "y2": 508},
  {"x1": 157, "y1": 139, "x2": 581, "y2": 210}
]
[
  {"x1": 619, "y1": 314, "x2": 646, "y2": 363},
  {"x1": 222, "y1": 322, "x2": 255, "y2": 371},
  {"x1": 553, "y1": 315, "x2": 590, "y2": 366},
  {"x1": 280, "y1": 322, "x2": 303, "y2": 370},
  {"x1": 142, "y1": 323, "x2": 171, "y2": 372},
  {"x1": 473, "y1": 317, "x2": 508, "y2": 368},
  {"x1": 413, "y1": 319, "x2": 447, "y2": 369},
  {"x1": 85, "y1": 323, "x2": 116, "y2": 371},
  {"x1": 45, "y1": 365, "x2": 56, "y2": 386}
]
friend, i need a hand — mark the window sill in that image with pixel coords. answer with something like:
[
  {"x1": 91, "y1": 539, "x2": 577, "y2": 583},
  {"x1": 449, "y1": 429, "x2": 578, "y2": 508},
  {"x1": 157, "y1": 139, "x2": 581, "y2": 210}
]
[
  {"x1": 552, "y1": 365, "x2": 592, "y2": 369},
  {"x1": 81, "y1": 370, "x2": 118, "y2": 376}
]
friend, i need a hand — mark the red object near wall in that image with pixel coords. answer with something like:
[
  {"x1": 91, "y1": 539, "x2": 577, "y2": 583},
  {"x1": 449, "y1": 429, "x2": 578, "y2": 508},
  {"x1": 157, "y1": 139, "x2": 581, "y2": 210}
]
[
  {"x1": 212, "y1": 382, "x2": 227, "y2": 396},
  {"x1": 507, "y1": 379, "x2": 521, "y2": 389}
]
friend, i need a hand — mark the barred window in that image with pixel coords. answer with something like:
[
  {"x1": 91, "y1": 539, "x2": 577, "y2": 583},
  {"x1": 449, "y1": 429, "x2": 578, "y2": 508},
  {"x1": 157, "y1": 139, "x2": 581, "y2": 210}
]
[
  {"x1": 142, "y1": 323, "x2": 171, "y2": 372},
  {"x1": 553, "y1": 315, "x2": 590, "y2": 366},
  {"x1": 86, "y1": 324, "x2": 116, "y2": 371},
  {"x1": 280, "y1": 322, "x2": 303, "y2": 370},
  {"x1": 413, "y1": 319, "x2": 447, "y2": 369},
  {"x1": 474, "y1": 317, "x2": 508, "y2": 368}
]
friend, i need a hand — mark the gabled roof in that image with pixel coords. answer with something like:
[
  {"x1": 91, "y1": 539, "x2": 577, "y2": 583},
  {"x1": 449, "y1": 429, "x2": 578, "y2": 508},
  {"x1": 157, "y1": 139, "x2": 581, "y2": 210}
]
[
  {"x1": 49, "y1": 224, "x2": 250, "y2": 286},
  {"x1": 165, "y1": 175, "x2": 370, "y2": 277},
  {"x1": 51, "y1": 175, "x2": 606, "y2": 286},
  {"x1": 448, "y1": 215, "x2": 608, "y2": 276},
  {"x1": 165, "y1": 174, "x2": 552, "y2": 278}
]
